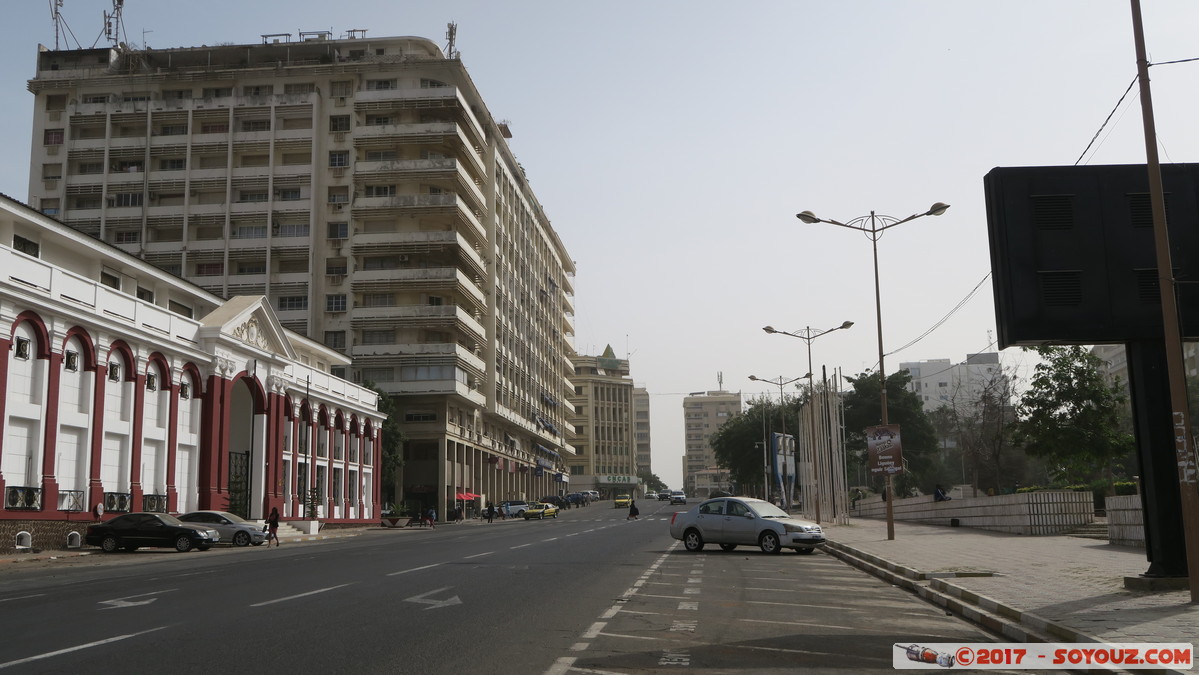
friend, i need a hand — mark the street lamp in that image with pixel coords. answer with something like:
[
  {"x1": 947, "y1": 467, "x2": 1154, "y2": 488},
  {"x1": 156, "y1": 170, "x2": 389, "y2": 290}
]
[
  {"x1": 796, "y1": 203, "x2": 949, "y2": 540},
  {"x1": 762, "y1": 321, "x2": 854, "y2": 523},
  {"x1": 749, "y1": 374, "x2": 807, "y2": 508}
]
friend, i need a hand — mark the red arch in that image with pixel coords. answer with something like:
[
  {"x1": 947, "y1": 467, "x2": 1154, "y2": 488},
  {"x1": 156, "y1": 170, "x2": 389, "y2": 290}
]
[
  {"x1": 61, "y1": 326, "x2": 99, "y2": 371},
  {"x1": 231, "y1": 370, "x2": 267, "y2": 414},
  {"x1": 11, "y1": 310, "x2": 51, "y2": 359},
  {"x1": 105, "y1": 341, "x2": 136, "y2": 381}
]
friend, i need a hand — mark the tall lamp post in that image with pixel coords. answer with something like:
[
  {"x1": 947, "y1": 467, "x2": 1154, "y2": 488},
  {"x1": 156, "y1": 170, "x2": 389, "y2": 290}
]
[
  {"x1": 796, "y1": 203, "x2": 949, "y2": 540},
  {"x1": 763, "y1": 321, "x2": 853, "y2": 523},
  {"x1": 749, "y1": 374, "x2": 807, "y2": 508}
]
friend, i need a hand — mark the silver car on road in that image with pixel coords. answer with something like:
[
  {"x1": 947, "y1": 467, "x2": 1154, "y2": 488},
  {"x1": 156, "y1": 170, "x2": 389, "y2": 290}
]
[
  {"x1": 669, "y1": 496, "x2": 824, "y2": 554},
  {"x1": 179, "y1": 510, "x2": 267, "y2": 547}
]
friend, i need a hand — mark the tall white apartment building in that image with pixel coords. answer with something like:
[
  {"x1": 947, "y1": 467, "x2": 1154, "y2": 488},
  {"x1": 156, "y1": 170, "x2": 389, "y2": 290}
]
[
  {"x1": 900, "y1": 353, "x2": 1008, "y2": 413},
  {"x1": 681, "y1": 390, "x2": 741, "y2": 497},
  {"x1": 25, "y1": 32, "x2": 577, "y2": 522},
  {"x1": 633, "y1": 387, "x2": 651, "y2": 478},
  {"x1": 567, "y1": 346, "x2": 636, "y2": 498}
]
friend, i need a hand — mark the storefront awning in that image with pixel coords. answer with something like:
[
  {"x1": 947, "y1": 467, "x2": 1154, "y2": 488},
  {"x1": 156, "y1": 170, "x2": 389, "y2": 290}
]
[{"x1": 455, "y1": 492, "x2": 481, "y2": 500}]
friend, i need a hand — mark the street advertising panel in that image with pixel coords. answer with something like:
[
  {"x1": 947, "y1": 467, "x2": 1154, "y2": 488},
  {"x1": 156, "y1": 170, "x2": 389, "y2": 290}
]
[
  {"x1": 867, "y1": 424, "x2": 904, "y2": 475},
  {"x1": 772, "y1": 432, "x2": 796, "y2": 505}
]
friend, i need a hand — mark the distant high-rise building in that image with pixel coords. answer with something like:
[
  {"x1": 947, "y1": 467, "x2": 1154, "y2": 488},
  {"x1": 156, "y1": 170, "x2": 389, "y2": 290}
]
[
  {"x1": 633, "y1": 387, "x2": 651, "y2": 478},
  {"x1": 681, "y1": 390, "x2": 741, "y2": 497},
  {"x1": 901, "y1": 353, "x2": 1008, "y2": 412},
  {"x1": 26, "y1": 33, "x2": 576, "y2": 521},
  {"x1": 567, "y1": 346, "x2": 635, "y2": 497}
]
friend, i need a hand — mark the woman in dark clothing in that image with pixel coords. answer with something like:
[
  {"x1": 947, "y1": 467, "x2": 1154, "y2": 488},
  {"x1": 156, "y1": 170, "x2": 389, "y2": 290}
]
[
  {"x1": 266, "y1": 507, "x2": 281, "y2": 547},
  {"x1": 627, "y1": 499, "x2": 639, "y2": 520}
]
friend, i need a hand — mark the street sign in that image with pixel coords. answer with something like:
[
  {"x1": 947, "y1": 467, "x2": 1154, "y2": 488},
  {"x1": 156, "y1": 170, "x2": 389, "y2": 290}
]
[{"x1": 866, "y1": 424, "x2": 904, "y2": 475}]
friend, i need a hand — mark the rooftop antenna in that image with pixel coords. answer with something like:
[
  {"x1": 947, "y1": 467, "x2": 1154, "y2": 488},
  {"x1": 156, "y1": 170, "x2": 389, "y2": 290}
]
[
  {"x1": 93, "y1": 0, "x2": 126, "y2": 48},
  {"x1": 444, "y1": 22, "x2": 459, "y2": 59},
  {"x1": 49, "y1": 0, "x2": 81, "y2": 50},
  {"x1": 717, "y1": 371, "x2": 723, "y2": 390}
]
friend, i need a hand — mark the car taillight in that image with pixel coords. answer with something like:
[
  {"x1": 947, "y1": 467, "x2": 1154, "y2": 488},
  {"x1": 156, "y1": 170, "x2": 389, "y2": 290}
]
[{"x1": 670, "y1": 513, "x2": 678, "y2": 525}]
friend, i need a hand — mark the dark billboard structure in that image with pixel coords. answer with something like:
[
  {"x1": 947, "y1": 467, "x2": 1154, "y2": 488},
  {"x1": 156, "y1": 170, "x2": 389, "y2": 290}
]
[{"x1": 985, "y1": 163, "x2": 1195, "y2": 577}]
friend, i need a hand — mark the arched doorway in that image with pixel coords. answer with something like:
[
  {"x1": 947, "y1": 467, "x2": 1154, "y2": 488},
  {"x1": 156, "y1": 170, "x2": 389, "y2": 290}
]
[{"x1": 225, "y1": 377, "x2": 265, "y2": 519}]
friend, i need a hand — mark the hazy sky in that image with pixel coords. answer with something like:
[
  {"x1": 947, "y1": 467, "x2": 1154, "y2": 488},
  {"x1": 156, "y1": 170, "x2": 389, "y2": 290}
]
[{"x1": 4, "y1": 1, "x2": 1198, "y2": 489}]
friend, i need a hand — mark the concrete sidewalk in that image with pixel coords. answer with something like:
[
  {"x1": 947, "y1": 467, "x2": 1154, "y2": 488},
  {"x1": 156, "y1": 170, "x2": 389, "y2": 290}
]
[{"x1": 823, "y1": 518, "x2": 1196, "y2": 658}]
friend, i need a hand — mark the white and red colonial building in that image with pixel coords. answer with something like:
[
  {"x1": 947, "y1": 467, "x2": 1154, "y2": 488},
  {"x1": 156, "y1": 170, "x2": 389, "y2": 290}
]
[{"x1": 1, "y1": 193, "x2": 385, "y2": 551}]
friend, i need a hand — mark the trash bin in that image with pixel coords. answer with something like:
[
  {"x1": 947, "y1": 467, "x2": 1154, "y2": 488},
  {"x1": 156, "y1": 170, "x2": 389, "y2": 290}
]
[{"x1": 950, "y1": 518, "x2": 960, "y2": 527}]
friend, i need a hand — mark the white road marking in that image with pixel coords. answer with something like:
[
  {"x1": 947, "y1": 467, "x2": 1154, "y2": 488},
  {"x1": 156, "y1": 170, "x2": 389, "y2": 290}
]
[
  {"x1": 510, "y1": 543, "x2": 532, "y2": 549},
  {"x1": 250, "y1": 583, "x2": 350, "y2": 607},
  {"x1": 738, "y1": 617, "x2": 858, "y2": 631},
  {"x1": 0, "y1": 626, "x2": 168, "y2": 669},
  {"x1": 598, "y1": 631, "x2": 661, "y2": 641},
  {"x1": 98, "y1": 589, "x2": 177, "y2": 609},
  {"x1": 581, "y1": 622, "x2": 605, "y2": 639},
  {"x1": 404, "y1": 586, "x2": 462, "y2": 610},
  {"x1": 0, "y1": 594, "x2": 45, "y2": 603},
  {"x1": 463, "y1": 551, "x2": 493, "y2": 559},
  {"x1": 387, "y1": 563, "x2": 441, "y2": 576},
  {"x1": 544, "y1": 656, "x2": 576, "y2": 675}
]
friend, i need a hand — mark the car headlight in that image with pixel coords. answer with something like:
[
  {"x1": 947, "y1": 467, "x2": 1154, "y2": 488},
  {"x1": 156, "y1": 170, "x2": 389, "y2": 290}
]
[{"x1": 783, "y1": 523, "x2": 822, "y2": 534}]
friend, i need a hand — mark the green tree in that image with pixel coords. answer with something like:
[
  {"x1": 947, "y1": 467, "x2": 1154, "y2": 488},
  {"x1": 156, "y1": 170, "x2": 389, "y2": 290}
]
[
  {"x1": 710, "y1": 394, "x2": 799, "y2": 496},
  {"x1": 365, "y1": 382, "x2": 406, "y2": 508},
  {"x1": 637, "y1": 469, "x2": 667, "y2": 493},
  {"x1": 1010, "y1": 346, "x2": 1134, "y2": 486},
  {"x1": 842, "y1": 369, "x2": 937, "y2": 497}
]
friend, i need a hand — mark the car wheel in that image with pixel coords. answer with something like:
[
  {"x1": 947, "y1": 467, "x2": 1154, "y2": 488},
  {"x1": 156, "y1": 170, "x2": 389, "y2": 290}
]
[
  {"x1": 797, "y1": 547, "x2": 815, "y2": 555},
  {"x1": 683, "y1": 529, "x2": 704, "y2": 552},
  {"x1": 719, "y1": 543, "x2": 737, "y2": 552},
  {"x1": 101, "y1": 536, "x2": 119, "y2": 553},
  {"x1": 539, "y1": 512, "x2": 544, "y2": 520},
  {"x1": 553, "y1": 512, "x2": 558, "y2": 518},
  {"x1": 516, "y1": 510, "x2": 525, "y2": 518},
  {"x1": 174, "y1": 535, "x2": 194, "y2": 553},
  {"x1": 758, "y1": 531, "x2": 782, "y2": 554},
  {"x1": 233, "y1": 531, "x2": 250, "y2": 547}
]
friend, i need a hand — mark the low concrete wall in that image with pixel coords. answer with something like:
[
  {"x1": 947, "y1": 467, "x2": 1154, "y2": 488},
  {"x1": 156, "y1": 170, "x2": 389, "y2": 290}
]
[
  {"x1": 854, "y1": 490, "x2": 1093, "y2": 535},
  {"x1": 1105, "y1": 494, "x2": 1145, "y2": 547}
]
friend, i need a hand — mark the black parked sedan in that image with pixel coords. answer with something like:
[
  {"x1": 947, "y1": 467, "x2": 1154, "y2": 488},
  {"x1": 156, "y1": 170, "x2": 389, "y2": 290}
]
[{"x1": 85, "y1": 512, "x2": 221, "y2": 553}]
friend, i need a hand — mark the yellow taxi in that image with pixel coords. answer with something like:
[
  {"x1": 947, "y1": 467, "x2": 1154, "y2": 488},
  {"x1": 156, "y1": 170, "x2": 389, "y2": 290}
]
[
  {"x1": 523, "y1": 502, "x2": 559, "y2": 520},
  {"x1": 614, "y1": 494, "x2": 632, "y2": 509}
]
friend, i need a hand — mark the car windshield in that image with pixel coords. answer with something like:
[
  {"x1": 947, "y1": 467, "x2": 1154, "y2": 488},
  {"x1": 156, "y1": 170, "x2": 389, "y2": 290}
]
[
  {"x1": 156, "y1": 513, "x2": 185, "y2": 525},
  {"x1": 747, "y1": 501, "x2": 789, "y2": 518},
  {"x1": 220, "y1": 512, "x2": 248, "y2": 523}
]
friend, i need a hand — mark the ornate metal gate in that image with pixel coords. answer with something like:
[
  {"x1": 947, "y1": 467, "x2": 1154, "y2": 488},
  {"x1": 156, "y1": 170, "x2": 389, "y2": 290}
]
[{"x1": 227, "y1": 451, "x2": 250, "y2": 518}]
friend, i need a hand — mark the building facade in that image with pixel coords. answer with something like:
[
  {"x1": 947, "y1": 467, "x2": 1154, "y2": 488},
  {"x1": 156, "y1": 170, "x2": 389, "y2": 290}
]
[
  {"x1": 25, "y1": 32, "x2": 577, "y2": 521},
  {"x1": 566, "y1": 346, "x2": 636, "y2": 498},
  {"x1": 681, "y1": 390, "x2": 741, "y2": 498},
  {"x1": 900, "y1": 353, "x2": 1008, "y2": 413},
  {"x1": 1, "y1": 193, "x2": 385, "y2": 551},
  {"x1": 633, "y1": 387, "x2": 651, "y2": 479}
]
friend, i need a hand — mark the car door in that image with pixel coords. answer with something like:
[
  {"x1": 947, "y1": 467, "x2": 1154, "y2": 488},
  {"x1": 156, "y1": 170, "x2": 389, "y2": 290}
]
[
  {"x1": 721, "y1": 500, "x2": 758, "y2": 545},
  {"x1": 695, "y1": 500, "x2": 727, "y2": 542}
]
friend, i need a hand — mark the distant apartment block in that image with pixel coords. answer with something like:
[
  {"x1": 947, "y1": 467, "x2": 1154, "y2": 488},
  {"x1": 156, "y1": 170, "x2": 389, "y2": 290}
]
[
  {"x1": 900, "y1": 353, "x2": 1008, "y2": 412},
  {"x1": 567, "y1": 346, "x2": 636, "y2": 497},
  {"x1": 25, "y1": 32, "x2": 577, "y2": 521},
  {"x1": 633, "y1": 387, "x2": 651, "y2": 478},
  {"x1": 681, "y1": 390, "x2": 741, "y2": 498}
]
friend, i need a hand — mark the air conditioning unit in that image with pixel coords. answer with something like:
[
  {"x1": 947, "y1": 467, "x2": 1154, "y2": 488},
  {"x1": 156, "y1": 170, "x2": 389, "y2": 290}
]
[{"x1": 397, "y1": 254, "x2": 409, "y2": 262}]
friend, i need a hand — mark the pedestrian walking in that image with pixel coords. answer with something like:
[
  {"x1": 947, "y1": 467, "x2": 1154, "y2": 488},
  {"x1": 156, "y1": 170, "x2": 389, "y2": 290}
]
[
  {"x1": 266, "y1": 506, "x2": 281, "y2": 547},
  {"x1": 486, "y1": 503, "x2": 496, "y2": 523},
  {"x1": 627, "y1": 499, "x2": 639, "y2": 520},
  {"x1": 427, "y1": 507, "x2": 437, "y2": 529}
]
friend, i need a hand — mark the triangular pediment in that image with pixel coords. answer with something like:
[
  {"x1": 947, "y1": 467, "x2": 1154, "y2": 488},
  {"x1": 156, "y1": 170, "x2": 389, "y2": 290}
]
[{"x1": 197, "y1": 295, "x2": 297, "y2": 360}]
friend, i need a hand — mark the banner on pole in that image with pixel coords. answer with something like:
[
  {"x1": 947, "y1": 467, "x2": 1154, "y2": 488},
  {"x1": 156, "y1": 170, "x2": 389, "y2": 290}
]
[{"x1": 866, "y1": 424, "x2": 904, "y2": 475}]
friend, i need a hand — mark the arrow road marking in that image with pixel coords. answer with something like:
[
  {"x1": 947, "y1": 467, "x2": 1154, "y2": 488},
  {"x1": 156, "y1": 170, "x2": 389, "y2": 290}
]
[
  {"x1": 98, "y1": 589, "x2": 177, "y2": 610},
  {"x1": 404, "y1": 586, "x2": 461, "y2": 610}
]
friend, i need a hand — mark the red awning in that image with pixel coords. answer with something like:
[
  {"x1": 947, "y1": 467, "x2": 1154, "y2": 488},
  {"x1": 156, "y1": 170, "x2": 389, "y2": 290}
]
[{"x1": 456, "y1": 492, "x2": 481, "y2": 500}]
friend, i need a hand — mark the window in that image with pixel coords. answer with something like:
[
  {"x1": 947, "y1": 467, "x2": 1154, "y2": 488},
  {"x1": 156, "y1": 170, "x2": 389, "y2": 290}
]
[
  {"x1": 361, "y1": 367, "x2": 393, "y2": 382},
  {"x1": 363, "y1": 256, "x2": 398, "y2": 271},
  {"x1": 113, "y1": 231, "x2": 140, "y2": 244},
  {"x1": 329, "y1": 151, "x2": 349, "y2": 168},
  {"x1": 426, "y1": 296, "x2": 444, "y2": 306},
  {"x1": 241, "y1": 119, "x2": 271, "y2": 132},
  {"x1": 232, "y1": 224, "x2": 266, "y2": 239},
  {"x1": 159, "y1": 158, "x2": 186, "y2": 171},
  {"x1": 327, "y1": 187, "x2": 349, "y2": 204},
  {"x1": 242, "y1": 85, "x2": 273, "y2": 96},
  {"x1": 362, "y1": 293, "x2": 394, "y2": 307},
  {"x1": 236, "y1": 261, "x2": 266, "y2": 275},
  {"x1": 108, "y1": 363, "x2": 122, "y2": 382},
  {"x1": 405, "y1": 412, "x2": 437, "y2": 422},
  {"x1": 331, "y1": 366, "x2": 347, "y2": 379},
  {"x1": 281, "y1": 153, "x2": 309, "y2": 165},
  {"x1": 239, "y1": 191, "x2": 268, "y2": 203},
  {"x1": 277, "y1": 189, "x2": 302, "y2": 201},
  {"x1": 365, "y1": 115, "x2": 391, "y2": 126},
  {"x1": 162, "y1": 89, "x2": 191, "y2": 100},
  {"x1": 364, "y1": 185, "x2": 395, "y2": 198},
  {"x1": 100, "y1": 271, "x2": 120, "y2": 289},
  {"x1": 202, "y1": 87, "x2": 233, "y2": 98},
  {"x1": 122, "y1": 93, "x2": 150, "y2": 102},
  {"x1": 136, "y1": 287, "x2": 154, "y2": 302},
  {"x1": 44, "y1": 129, "x2": 64, "y2": 145},
  {"x1": 46, "y1": 94, "x2": 67, "y2": 110},
  {"x1": 159, "y1": 124, "x2": 188, "y2": 136},
  {"x1": 275, "y1": 223, "x2": 309, "y2": 238},
  {"x1": 278, "y1": 259, "x2": 308, "y2": 273},
  {"x1": 330, "y1": 81, "x2": 353, "y2": 97},
  {"x1": 64, "y1": 350, "x2": 79, "y2": 372},
  {"x1": 328, "y1": 222, "x2": 348, "y2": 239},
  {"x1": 169, "y1": 300, "x2": 193, "y2": 318},
  {"x1": 75, "y1": 196, "x2": 101, "y2": 209},
  {"x1": 112, "y1": 193, "x2": 144, "y2": 207},
  {"x1": 324, "y1": 331, "x2": 346, "y2": 349},
  {"x1": 361, "y1": 329, "x2": 394, "y2": 345},
  {"x1": 195, "y1": 262, "x2": 224, "y2": 277},
  {"x1": 277, "y1": 296, "x2": 308, "y2": 311},
  {"x1": 78, "y1": 162, "x2": 104, "y2": 175},
  {"x1": 365, "y1": 150, "x2": 397, "y2": 161},
  {"x1": 365, "y1": 79, "x2": 395, "y2": 90},
  {"x1": 81, "y1": 94, "x2": 109, "y2": 104},
  {"x1": 42, "y1": 163, "x2": 63, "y2": 179},
  {"x1": 329, "y1": 115, "x2": 351, "y2": 132},
  {"x1": 284, "y1": 82, "x2": 315, "y2": 94},
  {"x1": 420, "y1": 78, "x2": 448, "y2": 88},
  {"x1": 40, "y1": 199, "x2": 60, "y2": 216},
  {"x1": 326, "y1": 259, "x2": 347, "y2": 275},
  {"x1": 146, "y1": 373, "x2": 157, "y2": 391},
  {"x1": 179, "y1": 383, "x2": 191, "y2": 399},
  {"x1": 326, "y1": 294, "x2": 347, "y2": 312},
  {"x1": 200, "y1": 122, "x2": 229, "y2": 134}
]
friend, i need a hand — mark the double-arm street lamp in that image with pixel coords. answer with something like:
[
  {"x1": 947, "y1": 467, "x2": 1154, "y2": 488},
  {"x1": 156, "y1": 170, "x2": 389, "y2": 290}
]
[
  {"x1": 762, "y1": 322, "x2": 853, "y2": 523},
  {"x1": 796, "y1": 203, "x2": 949, "y2": 539},
  {"x1": 749, "y1": 374, "x2": 807, "y2": 507}
]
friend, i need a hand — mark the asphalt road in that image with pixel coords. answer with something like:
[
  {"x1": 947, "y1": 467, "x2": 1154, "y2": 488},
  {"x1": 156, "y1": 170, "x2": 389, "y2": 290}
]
[{"x1": 0, "y1": 500, "x2": 1016, "y2": 674}]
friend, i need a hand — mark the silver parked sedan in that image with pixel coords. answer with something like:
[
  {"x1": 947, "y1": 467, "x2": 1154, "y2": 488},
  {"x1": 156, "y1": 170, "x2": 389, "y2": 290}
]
[
  {"x1": 668, "y1": 496, "x2": 824, "y2": 554},
  {"x1": 179, "y1": 510, "x2": 267, "y2": 547}
]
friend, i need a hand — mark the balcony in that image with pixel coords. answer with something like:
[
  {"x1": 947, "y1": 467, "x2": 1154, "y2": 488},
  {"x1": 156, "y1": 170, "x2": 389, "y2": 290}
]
[
  {"x1": 350, "y1": 267, "x2": 486, "y2": 306},
  {"x1": 4, "y1": 486, "x2": 42, "y2": 511},
  {"x1": 350, "y1": 341, "x2": 485, "y2": 371},
  {"x1": 349, "y1": 304, "x2": 485, "y2": 341},
  {"x1": 354, "y1": 158, "x2": 484, "y2": 211}
]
